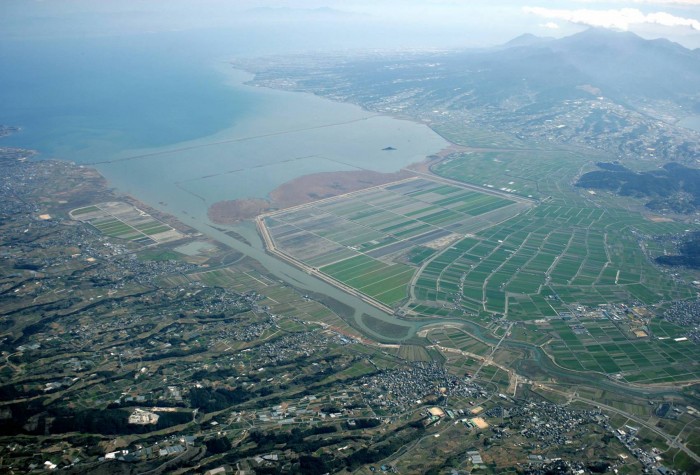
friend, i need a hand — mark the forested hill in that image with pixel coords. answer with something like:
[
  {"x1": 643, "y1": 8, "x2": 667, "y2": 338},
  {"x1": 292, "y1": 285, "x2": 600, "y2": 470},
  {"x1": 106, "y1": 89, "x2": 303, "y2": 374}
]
[
  {"x1": 656, "y1": 232, "x2": 700, "y2": 269},
  {"x1": 576, "y1": 162, "x2": 700, "y2": 214}
]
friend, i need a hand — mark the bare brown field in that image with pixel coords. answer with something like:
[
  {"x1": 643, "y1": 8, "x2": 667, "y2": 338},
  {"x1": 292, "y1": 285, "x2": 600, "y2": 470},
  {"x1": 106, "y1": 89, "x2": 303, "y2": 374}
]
[{"x1": 208, "y1": 168, "x2": 416, "y2": 223}]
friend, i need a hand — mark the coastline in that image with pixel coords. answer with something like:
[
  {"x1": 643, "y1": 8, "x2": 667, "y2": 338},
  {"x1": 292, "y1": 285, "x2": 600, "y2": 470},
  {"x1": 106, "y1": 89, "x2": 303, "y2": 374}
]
[
  {"x1": 4, "y1": 61, "x2": 455, "y2": 342},
  {"x1": 202, "y1": 66, "x2": 470, "y2": 224},
  {"x1": 207, "y1": 167, "x2": 418, "y2": 224},
  {"x1": 89, "y1": 64, "x2": 448, "y2": 230}
]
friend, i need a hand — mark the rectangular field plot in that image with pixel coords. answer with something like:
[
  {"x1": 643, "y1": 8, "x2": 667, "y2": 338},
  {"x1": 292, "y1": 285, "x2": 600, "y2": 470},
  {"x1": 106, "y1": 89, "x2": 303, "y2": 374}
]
[
  {"x1": 542, "y1": 313, "x2": 700, "y2": 381},
  {"x1": 315, "y1": 252, "x2": 414, "y2": 306},
  {"x1": 409, "y1": 201, "x2": 699, "y2": 320},
  {"x1": 70, "y1": 201, "x2": 183, "y2": 244},
  {"x1": 261, "y1": 176, "x2": 529, "y2": 309}
]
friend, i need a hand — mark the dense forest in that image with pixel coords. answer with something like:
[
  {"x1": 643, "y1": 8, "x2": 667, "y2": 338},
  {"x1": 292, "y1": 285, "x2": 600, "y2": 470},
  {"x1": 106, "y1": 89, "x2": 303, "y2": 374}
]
[
  {"x1": 656, "y1": 232, "x2": 700, "y2": 269},
  {"x1": 576, "y1": 162, "x2": 700, "y2": 213}
]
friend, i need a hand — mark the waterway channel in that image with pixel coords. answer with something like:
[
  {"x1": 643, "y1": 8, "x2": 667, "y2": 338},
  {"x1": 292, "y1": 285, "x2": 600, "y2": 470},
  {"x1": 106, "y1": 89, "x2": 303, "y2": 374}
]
[
  {"x1": 172, "y1": 209, "x2": 684, "y2": 400},
  {"x1": 6, "y1": 27, "x2": 688, "y2": 405}
]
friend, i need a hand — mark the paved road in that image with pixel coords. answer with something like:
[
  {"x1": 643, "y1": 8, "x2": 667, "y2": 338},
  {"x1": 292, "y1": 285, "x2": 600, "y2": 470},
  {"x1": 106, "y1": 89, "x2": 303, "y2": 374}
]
[
  {"x1": 537, "y1": 384, "x2": 700, "y2": 465},
  {"x1": 423, "y1": 320, "x2": 690, "y2": 399}
]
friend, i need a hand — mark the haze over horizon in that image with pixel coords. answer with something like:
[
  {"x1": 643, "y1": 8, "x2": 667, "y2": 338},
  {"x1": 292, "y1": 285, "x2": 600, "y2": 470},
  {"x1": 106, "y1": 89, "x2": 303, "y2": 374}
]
[
  {"x1": 2, "y1": 2, "x2": 700, "y2": 474},
  {"x1": 2, "y1": 0, "x2": 700, "y2": 53}
]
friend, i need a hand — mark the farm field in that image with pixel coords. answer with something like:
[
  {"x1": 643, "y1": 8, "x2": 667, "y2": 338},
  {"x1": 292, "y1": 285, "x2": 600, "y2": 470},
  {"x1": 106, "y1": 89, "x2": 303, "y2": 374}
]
[
  {"x1": 434, "y1": 149, "x2": 576, "y2": 200},
  {"x1": 261, "y1": 165, "x2": 695, "y2": 323},
  {"x1": 409, "y1": 203, "x2": 695, "y2": 320},
  {"x1": 187, "y1": 265, "x2": 361, "y2": 338},
  {"x1": 258, "y1": 140, "x2": 700, "y2": 382},
  {"x1": 421, "y1": 139, "x2": 700, "y2": 383},
  {"x1": 405, "y1": 143, "x2": 696, "y2": 318},
  {"x1": 543, "y1": 316, "x2": 700, "y2": 383},
  {"x1": 70, "y1": 201, "x2": 183, "y2": 244},
  {"x1": 262, "y1": 176, "x2": 529, "y2": 307}
]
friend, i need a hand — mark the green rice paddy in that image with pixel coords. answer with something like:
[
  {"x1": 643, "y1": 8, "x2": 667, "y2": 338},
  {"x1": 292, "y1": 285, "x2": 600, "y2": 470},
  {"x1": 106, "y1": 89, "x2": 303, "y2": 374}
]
[
  {"x1": 261, "y1": 140, "x2": 700, "y2": 383},
  {"x1": 71, "y1": 202, "x2": 180, "y2": 244}
]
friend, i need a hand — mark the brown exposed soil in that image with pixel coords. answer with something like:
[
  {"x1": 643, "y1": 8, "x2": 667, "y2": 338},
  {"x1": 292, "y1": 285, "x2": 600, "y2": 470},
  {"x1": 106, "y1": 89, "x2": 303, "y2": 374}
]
[
  {"x1": 208, "y1": 168, "x2": 419, "y2": 224},
  {"x1": 206, "y1": 144, "x2": 470, "y2": 224},
  {"x1": 208, "y1": 198, "x2": 271, "y2": 224},
  {"x1": 645, "y1": 215, "x2": 675, "y2": 223}
]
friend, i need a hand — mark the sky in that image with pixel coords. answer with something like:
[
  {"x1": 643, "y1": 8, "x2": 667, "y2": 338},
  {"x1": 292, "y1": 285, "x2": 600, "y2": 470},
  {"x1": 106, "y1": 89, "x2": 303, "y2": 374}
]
[{"x1": 1, "y1": 0, "x2": 700, "y2": 52}]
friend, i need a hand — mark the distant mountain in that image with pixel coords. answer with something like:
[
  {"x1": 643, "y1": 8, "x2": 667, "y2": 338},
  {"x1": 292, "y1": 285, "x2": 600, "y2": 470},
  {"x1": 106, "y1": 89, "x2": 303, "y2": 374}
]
[
  {"x1": 249, "y1": 28, "x2": 700, "y2": 109},
  {"x1": 546, "y1": 28, "x2": 700, "y2": 102},
  {"x1": 243, "y1": 28, "x2": 700, "y2": 162},
  {"x1": 501, "y1": 33, "x2": 554, "y2": 48},
  {"x1": 456, "y1": 28, "x2": 700, "y2": 107}
]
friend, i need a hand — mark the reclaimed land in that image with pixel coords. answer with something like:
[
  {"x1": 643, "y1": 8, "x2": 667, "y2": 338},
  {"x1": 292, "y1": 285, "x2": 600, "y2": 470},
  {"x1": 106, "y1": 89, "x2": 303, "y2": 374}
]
[{"x1": 208, "y1": 168, "x2": 415, "y2": 223}]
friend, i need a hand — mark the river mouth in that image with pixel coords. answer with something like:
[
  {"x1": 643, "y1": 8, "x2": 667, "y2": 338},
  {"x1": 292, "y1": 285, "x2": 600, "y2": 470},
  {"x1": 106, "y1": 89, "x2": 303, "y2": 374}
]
[
  {"x1": 87, "y1": 67, "x2": 449, "y2": 235},
  {"x1": 4, "y1": 35, "x2": 449, "y2": 341},
  {"x1": 5, "y1": 37, "x2": 689, "y2": 399},
  {"x1": 86, "y1": 67, "x2": 450, "y2": 341}
]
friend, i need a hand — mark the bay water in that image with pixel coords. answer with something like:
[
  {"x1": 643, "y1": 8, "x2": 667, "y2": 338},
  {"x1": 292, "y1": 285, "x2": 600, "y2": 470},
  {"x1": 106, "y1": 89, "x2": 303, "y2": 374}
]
[
  {"x1": 0, "y1": 31, "x2": 448, "y2": 337},
  {"x1": 1, "y1": 31, "x2": 447, "y2": 222}
]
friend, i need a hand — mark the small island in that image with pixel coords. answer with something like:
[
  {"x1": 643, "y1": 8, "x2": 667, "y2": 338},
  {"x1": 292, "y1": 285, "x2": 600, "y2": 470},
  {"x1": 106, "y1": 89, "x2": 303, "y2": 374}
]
[{"x1": 0, "y1": 124, "x2": 21, "y2": 138}]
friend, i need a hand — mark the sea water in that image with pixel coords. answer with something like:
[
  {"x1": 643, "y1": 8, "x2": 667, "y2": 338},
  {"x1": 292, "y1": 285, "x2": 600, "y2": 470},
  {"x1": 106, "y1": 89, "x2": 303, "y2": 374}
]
[
  {"x1": 0, "y1": 29, "x2": 449, "y2": 337},
  {"x1": 0, "y1": 31, "x2": 448, "y2": 222},
  {"x1": 0, "y1": 32, "x2": 257, "y2": 161},
  {"x1": 678, "y1": 116, "x2": 700, "y2": 133}
]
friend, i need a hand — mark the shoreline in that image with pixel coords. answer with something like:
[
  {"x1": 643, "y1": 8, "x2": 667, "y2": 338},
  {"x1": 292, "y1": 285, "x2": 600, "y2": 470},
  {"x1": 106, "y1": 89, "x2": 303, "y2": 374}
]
[
  {"x1": 7, "y1": 61, "x2": 452, "y2": 343},
  {"x1": 89, "y1": 64, "x2": 447, "y2": 227},
  {"x1": 200, "y1": 64, "x2": 464, "y2": 225},
  {"x1": 204, "y1": 141, "x2": 473, "y2": 224},
  {"x1": 207, "y1": 167, "x2": 420, "y2": 224}
]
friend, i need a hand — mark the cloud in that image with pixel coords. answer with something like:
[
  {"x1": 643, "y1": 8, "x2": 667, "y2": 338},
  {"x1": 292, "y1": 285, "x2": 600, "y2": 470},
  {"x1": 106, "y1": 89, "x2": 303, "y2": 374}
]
[
  {"x1": 523, "y1": 6, "x2": 700, "y2": 31},
  {"x1": 574, "y1": 0, "x2": 700, "y2": 5},
  {"x1": 541, "y1": 21, "x2": 560, "y2": 29}
]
